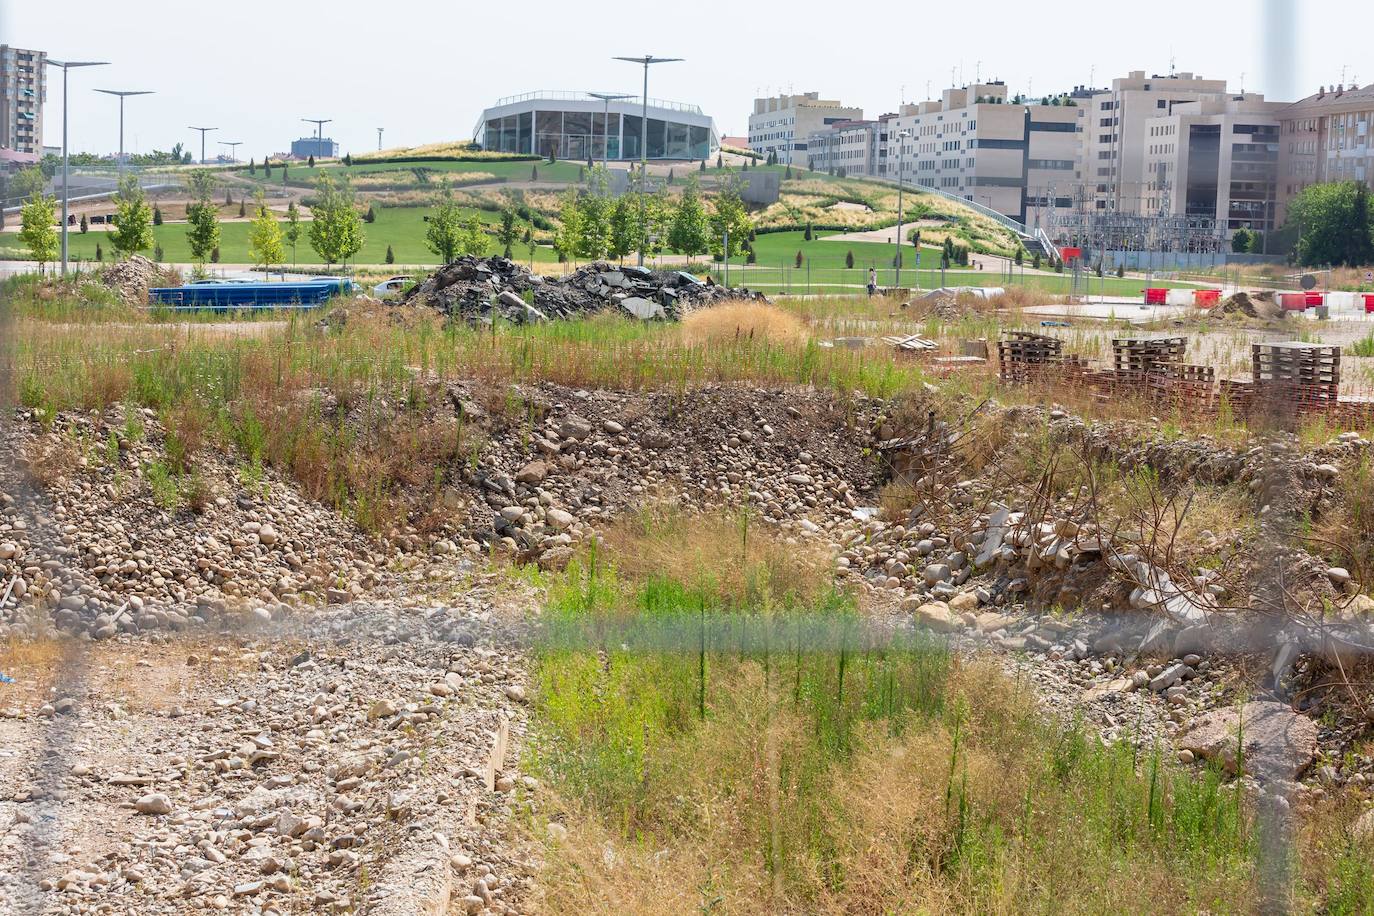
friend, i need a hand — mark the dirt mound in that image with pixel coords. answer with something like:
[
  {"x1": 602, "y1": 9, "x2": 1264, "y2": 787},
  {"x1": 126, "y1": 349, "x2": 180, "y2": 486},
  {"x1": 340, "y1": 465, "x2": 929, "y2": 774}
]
[
  {"x1": 99, "y1": 255, "x2": 180, "y2": 305},
  {"x1": 1208, "y1": 290, "x2": 1283, "y2": 321},
  {"x1": 401, "y1": 256, "x2": 764, "y2": 323}
]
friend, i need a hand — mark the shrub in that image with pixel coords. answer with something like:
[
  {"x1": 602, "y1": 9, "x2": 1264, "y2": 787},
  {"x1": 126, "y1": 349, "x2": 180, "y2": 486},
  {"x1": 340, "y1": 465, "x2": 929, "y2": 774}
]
[{"x1": 385, "y1": 244, "x2": 395, "y2": 264}]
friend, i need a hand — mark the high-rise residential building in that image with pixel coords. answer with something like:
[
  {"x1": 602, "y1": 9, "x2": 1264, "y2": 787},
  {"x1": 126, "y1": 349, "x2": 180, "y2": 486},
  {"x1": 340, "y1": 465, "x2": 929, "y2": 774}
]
[
  {"x1": 1275, "y1": 83, "x2": 1374, "y2": 224},
  {"x1": 883, "y1": 82, "x2": 1084, "y2": 225},
  {"x1": 747, "y1": 93, "x2": 862, "y2": 168},
  {"x1": 0, "y1": 45, "x2": 47, "y2": 160},
  {"x1": 1141, "y1": 94, "x2": 1283, "y2": 235},
  {"x1": 1081, "y1": 71, "x2": 1229, "y2": 215}
]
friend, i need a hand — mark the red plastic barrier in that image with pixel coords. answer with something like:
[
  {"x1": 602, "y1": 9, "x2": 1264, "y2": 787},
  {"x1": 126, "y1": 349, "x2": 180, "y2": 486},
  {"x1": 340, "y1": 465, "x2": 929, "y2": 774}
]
[
  {"x1": 1194, "y1": 289, "x2": 1221, "y2": 307},
  {"x1": 1305, "y1": 291, "x2": 1324, "y2": 307},
  {"x1": 1144, "y1": 288, "x2": 1168, "y2": 305},
  {"x1": 1279, "y1": 293, "x2": 1308, "y2": 311},
  {"x1": 1364, "y1": 294, "x2": 1374, "y2": 314}
]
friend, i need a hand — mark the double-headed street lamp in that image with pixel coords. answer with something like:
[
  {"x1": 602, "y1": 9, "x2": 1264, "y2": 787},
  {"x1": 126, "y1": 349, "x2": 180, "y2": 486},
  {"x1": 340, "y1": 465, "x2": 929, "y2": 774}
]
[
  {"x1": 188, "y1": 126, "x2": 218, "y2": 165},
  {"x1": 94, "y1": 89, "x2": 153, "y2": 178},
  {"x1": 587, "y1": 92, "x2": 633, "y2": 173},
  {"x1": 45, "y1": 58, "x2": 110, "y2": 277},
  {"x1": 218, "y1": 141, "x2": 243, "y2": 163},
  {"x1": 613, "y1": 55, "x2": 682, "y2": 266}
]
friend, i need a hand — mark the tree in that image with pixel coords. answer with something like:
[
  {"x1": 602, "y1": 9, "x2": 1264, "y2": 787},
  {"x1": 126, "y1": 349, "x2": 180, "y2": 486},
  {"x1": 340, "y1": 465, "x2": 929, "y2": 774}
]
[
  {"x1": 211, "y1": 246, "x2": 220, "y2": 263},
  {"x1": 153, "y1": 205, "x2": 163, "y2": 226},
  {"x1": 154, "y1": 244, "x2": 164, "y2": 262},
  {"x1": 18, "y1": 194, "x2": 59, "y2": 273},
  {"x1": 666, "y1": 168, "x2": 675, "y2": 185},
  {"x1": 12, "y1": 166, "x2": 46, "y2": 201},
  {"x1": 845, "y1": 250, "x2": 854, "y2": 269},
  {"x1": 248, "y1": 193, "x2": 285, "y2": 274},
  {"x1": 425, "y1": 184, "x2": 466, "y2": 264},
  {"x1": 804, "y1": 221, "x2": 813, "y2": 241},
  {"x1": 185, "y1": 171, "x2": 221, "y2": 267},
  {"x1": 79, "y1": 213, "x2": 89, "y2": 234},
  {"x1": 1231, "y1": 228, "x2": 1254, "y2": 254},
  {"x1": 108, "y1": 174, "x2": 154, "y2": 259},
  {"x1": 553, "y1": 188, "x2": 583, "y2": 264},
  {"x1": 785, "y1": 163, "x2": 793, "y2": 180},
  {"x1": 456, "y1": 213, "x2": 488, "y2": 257},
  {"x1": 531, "y1": 164, "x2": 539, "y2": 181},
  {"x1": 1116, "y1": 264, "x2": 1125, "y2": 278},
  {"x1": 716, "y1": 153, "x2": 723, "y2": 169},
  {"x1": 1014, "y1": 246, "x2": 1024, "y2": 266},
  {"x1": 284, "y1": 200, "x2": 302, "y2": 267},
  {"x1": 385, "y1": 244, "x2": 395, "y2": 264},
  {"x1": 308, "y1": 172, "x2": 365, "y2": 267},
  {"x1": 238, "y1": 199, "x2": 247, "y2": 219},
  {"x1": 225, "y1": 190, "x2": 234, "y2": 207},
  {"x1": 795, "y1": 250, "x2": 804, "y2": 268},
  {"x1": 249, "y1": 157, "x2": 256, "y2": 176},
  {"x1": 364, "y1": 204, "x2": 377, "y2": 224},
  {"x1": 343, "y1": 153, "x2": 353, "y2": 167},
  {"x1": 308, "y1": 154, "x2": 316, "y2": 168},
  {"x1": 264, "y1": 158, "x2": 273, "y2": 178},
  {"x1": 281, "y1": 161, "x2": 289, "y2": 183},
  {"x1": 708, "y1": 171, "x2": 752, "y2": 260},
  {"x1": 95, "y1": 243, "x2": 103, "y2": 262},
  {"x1": 576, "y1": 168, "x2": 612, "y2": 260},
  {"x1": 496, "y1": 207, "x2": 519, "y2": 259},
  {"x1": 1286, "y1": 180, "x2": 1374, "y2": 266},
  {"x1": 699, "y1": 159, "x2": 706, "y2": 173},
  {"x1": 668, "y1": 177, "x2": 710, "y2": 261},
  {"x1": 608, "y1": 195, "x2": 636, "y2": 263}
]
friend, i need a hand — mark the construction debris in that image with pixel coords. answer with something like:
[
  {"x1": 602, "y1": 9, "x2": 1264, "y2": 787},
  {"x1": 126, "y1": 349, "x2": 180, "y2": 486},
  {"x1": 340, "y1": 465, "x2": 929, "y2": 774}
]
[
  {"x1": 880, "y1": 334, "x2": 938, "y2": 353},
  {"x1": 400, "y1": 256, "x2": 764, "y2": 323},
  {"x1": 100, "y1": 255, "x2": 180, "y2": 306}
]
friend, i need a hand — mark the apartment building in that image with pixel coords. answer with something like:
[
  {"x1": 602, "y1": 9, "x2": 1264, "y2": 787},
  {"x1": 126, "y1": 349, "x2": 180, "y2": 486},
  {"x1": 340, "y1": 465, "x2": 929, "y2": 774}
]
[
  {"x1": 1141, "y1": 94, "x2": 1282, "y2": 234},
  {"x1": 805, "y1": 116, "x2": 894, "y2": 178},
  {"x1": 747, "y1": 93, "x2": 862, "y2": 169},
  {"x1": 1082, "y1": 71, "x2": 1229, "y2": 215},
  {"x1": 883, "y1": 82, "x2": 1084, "y2": 225},
  {"x1": 0, "y1": 45, "x2": 47, "y2": 160},
  {"x1": 1276, "y1": 83, "x2": 1374, "y2": 223}
]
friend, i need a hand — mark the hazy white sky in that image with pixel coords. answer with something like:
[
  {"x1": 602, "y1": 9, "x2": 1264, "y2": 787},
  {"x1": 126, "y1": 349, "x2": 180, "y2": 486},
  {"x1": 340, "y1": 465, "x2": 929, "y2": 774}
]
[{"x1": 2, "y1": 0, "x2": 1368, "y2": 162}]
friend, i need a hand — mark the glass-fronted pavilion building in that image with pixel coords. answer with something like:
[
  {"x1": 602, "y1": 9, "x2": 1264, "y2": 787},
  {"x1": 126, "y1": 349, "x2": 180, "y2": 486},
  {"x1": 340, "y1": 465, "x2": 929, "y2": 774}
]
[{"x1": 475, "y1": 91, "x2": 718, "y2": 161}]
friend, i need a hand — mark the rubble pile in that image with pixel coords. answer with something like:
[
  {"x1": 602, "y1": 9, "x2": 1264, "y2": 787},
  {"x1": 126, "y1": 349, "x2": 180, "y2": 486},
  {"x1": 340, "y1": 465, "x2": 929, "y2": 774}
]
[
  {"x1": 401, "y1": 256, "x2": 764, "y2": 323},
  {"x1": 100, "y1": 254, "x2": 179, "y2": 306}
]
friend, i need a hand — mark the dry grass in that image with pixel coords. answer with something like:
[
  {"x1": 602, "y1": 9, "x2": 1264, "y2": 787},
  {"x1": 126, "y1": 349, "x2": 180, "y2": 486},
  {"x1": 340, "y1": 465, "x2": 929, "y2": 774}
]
[
  {"x1": 599, "y1": 505, "x2": 829, "y2": 606},
  {"x1": 679, "y1": 301, "x2": 809, "y2": 349}
]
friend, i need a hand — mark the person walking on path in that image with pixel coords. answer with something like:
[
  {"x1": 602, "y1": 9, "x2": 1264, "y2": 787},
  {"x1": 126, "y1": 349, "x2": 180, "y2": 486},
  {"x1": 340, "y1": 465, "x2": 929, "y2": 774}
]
[{"x1": 867, "y1": 267, "x2": 877, "y2": 298}]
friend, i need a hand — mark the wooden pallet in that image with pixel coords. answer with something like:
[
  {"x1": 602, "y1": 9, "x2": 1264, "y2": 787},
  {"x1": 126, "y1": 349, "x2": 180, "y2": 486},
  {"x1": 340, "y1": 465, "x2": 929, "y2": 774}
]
[
  {"x1": 1112, "y1": 336, "x2": 1187, "y2": 376},
  {"x1": 997, "y1": 332, "x2": 1064, "y2": 384},
  {"x1": 1252, "y1": 342, "x2": 1341, "y2": 386}
]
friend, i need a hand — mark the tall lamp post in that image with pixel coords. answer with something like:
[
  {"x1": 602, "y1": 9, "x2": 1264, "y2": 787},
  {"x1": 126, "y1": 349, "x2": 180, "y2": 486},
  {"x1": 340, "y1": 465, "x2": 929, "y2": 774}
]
[
  {"x1": 94, "y1": 89, "x2": 153, "y2": 178},
  {"x1": 218, "y1": 141, "x2": 243, "y2": 163},
  {"x1": 588, "y1": 92, "x2": 633, "y2": 172},
  {"x1": 302, "y1": 118, "x2": 332, "y2": 158},
  {"x1": 188, "y1": 126, "x2": 218, "y2": 165},
  {"x1": 894, "y1": 129, "x2": 912, "y2": 288},
  {"x1": 377, "y1": 127, "x2": 384, "y2": 151},
  {"x1": 613, "y1": 55, "x2": 682, "y2": 266},
  {"x1": 46, "y1": 59, "x2": 110, "y2": 277}
]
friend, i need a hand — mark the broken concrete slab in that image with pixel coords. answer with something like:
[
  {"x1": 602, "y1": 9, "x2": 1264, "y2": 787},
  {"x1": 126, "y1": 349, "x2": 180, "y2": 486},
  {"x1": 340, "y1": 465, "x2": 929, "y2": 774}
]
[
  {"x1": 619, "y1": 296, "x2": 666, "y2": 320},
  {"x1": 1177, "y1": 701, "x2": 1318, "y2": 781}
]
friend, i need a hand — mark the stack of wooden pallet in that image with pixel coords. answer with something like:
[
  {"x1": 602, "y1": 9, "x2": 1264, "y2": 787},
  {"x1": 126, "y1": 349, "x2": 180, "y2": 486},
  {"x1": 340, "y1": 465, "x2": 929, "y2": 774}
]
[
  {"x1": 1251, "y1": 342, "x2": 1341, "y2": 409},
  {"x1": 997, "y1": 331, "x2": 1063, "y2": 383},
  {"x1": 1111, "y1": 336, "x2": 1187, "y2": 380}
]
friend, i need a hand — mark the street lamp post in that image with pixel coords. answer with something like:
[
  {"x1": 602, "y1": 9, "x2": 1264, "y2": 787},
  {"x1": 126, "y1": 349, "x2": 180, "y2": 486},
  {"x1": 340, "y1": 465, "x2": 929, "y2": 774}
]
[
  {"x1": 588, "y1": 92, "x2": 633, "y2": 173},
  {"x1": 188, "y1": 126, "x2": 218, "y2": 165},
  {"x1": 302, "y1": 118, "x2": 332, "y2": 158},
  {"x1": 95, "y1": 89, "x2": 153, "y2": 178},
  {"x1": 894, "y1": 129, "x2": 912, "y2": 289},
  {"x1": 219, "y1": 141, "x2": 243, "y2": 163},
  {"x1": 377, "y1": 127, "x2": 384, "y2": 151},
  {"x1": 46, "y1": 59, "x2": 110, "y2": 277},
  {"x1": 613, "y1": 55, "x2": 682, "y2": 266}
]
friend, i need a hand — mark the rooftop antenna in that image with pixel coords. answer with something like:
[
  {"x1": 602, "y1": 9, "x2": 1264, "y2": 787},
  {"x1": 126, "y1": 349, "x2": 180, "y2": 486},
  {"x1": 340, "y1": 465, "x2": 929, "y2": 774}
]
[
  {"x1": 925, "y1": 80, "x2": 931, "y2": 100},
  {"x1": 1240, "y1": 72, "x2": 1246, "y2": 94},
  {"x1": 1169, "y1": 49, "x2": 1176, "y2": 76},
  {"x1": 950, "y1": 66, "x2": 956, "y2": 88},
  {"x1": 976, "y1": 60, "x2": 981, "y2": 84},
  {"x1": 1089, "y1": 65, "x2": 1095, "y2": 88}
]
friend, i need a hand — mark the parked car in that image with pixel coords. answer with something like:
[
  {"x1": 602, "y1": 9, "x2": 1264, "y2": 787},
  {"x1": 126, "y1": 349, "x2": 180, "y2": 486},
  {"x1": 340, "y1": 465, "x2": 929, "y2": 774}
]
[{"x1": 372, "y1": 276, "x2": 413, "y2": 298}]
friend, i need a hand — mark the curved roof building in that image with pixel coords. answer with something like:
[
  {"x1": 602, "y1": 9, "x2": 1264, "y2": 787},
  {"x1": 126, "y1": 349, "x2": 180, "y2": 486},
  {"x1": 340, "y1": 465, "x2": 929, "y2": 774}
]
[{"x1": 475, "y1": 91, "x2": 718, "y2": 161}]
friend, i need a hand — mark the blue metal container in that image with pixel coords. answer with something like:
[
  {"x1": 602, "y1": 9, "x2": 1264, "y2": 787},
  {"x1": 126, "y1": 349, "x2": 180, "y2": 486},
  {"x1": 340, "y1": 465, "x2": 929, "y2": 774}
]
[{"x1": 147, "y1": 278, "x2": 356, "y2": 310}]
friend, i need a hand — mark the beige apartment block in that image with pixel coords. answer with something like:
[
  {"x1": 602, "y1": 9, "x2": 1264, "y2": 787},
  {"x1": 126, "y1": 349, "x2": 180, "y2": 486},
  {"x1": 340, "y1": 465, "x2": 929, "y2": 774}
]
[
  {"x1": 1276, "y1": 83, "x2": 1374, "y2": 223},
  {"x1": 0, "y1": 45, "x2": 46, "y2": 159},
  {"x1": 1082, "y1": 71, "x2": 1229, "y2": 215},
  {"x1": 747, "y1": 92, "x2": 862, "y2": 169},
  {"x1": 805, "y1": 116, "x2": 895, "y2": 178},
  {"x1": 884, "y1": 82, "x2": 1083, "y2": 225},
  {"x1": 1142, "y1": 94, "x2": 1282, "y2": 236}
]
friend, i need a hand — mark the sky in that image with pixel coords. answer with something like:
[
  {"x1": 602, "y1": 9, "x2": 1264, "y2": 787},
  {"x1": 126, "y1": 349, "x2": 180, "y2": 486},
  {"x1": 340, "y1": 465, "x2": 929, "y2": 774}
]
[{"x1": 2, "y1": 0, "x2": 1369, "y2": 163}]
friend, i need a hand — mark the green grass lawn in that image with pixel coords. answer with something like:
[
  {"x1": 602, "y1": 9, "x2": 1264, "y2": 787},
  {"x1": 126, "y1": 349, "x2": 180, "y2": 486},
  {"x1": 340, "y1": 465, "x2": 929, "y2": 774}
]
[{"x1": 57, "y1": 204, "x2": 564, "y2": 267}]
